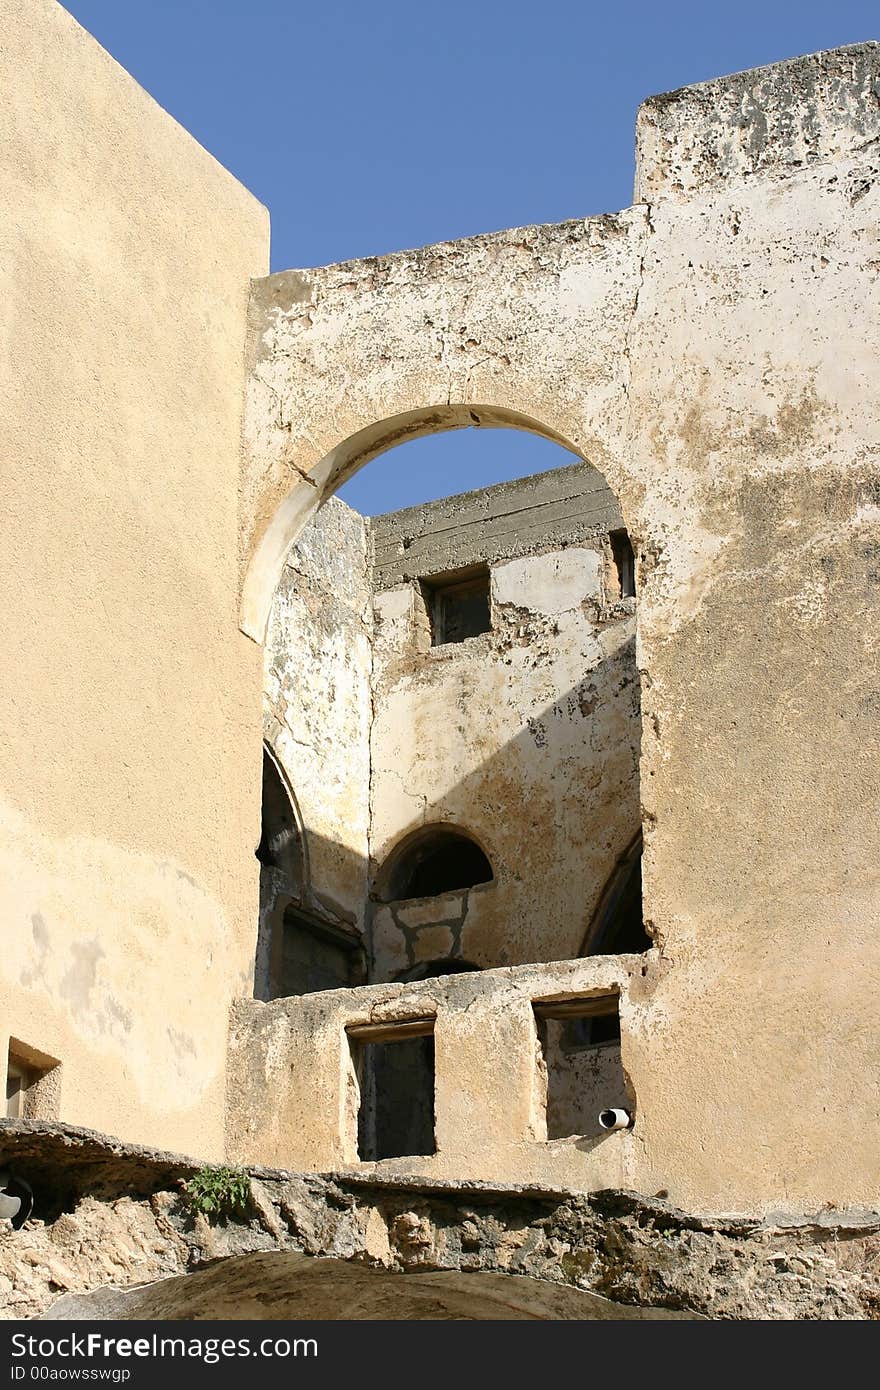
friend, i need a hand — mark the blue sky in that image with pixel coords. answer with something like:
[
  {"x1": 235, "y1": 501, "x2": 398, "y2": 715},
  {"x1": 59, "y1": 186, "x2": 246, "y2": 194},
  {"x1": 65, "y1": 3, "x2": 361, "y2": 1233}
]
[{"x1": 66, "y1": 0, "x2": 879, "y2": 513}]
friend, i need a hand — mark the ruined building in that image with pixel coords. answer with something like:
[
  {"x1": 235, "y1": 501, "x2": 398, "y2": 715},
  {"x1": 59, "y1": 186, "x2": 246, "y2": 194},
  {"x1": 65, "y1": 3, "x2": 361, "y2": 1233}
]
[{"x1": 2, "y1": 0, "x2": 880, "y2": 1304}]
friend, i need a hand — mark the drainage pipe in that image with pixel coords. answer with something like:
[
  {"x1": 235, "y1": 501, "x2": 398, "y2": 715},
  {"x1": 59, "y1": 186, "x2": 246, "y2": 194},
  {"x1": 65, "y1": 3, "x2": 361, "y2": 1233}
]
[{"x1": 598, "y1": 1108, "x2": 632, "y2": 1131}]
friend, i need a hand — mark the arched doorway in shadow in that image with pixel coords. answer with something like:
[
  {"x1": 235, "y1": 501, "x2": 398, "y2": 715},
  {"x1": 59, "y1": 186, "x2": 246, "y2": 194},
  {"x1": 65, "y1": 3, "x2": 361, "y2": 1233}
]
[
  {"x1": 580, "y1": 831, "x2": 650, "y2": 956},
  {"x1": 254, "y1": 744, "x2": 365, "y2": 1000},
  {"x1": 375, "y1": 825, "x2": 494, "y2": 904}
]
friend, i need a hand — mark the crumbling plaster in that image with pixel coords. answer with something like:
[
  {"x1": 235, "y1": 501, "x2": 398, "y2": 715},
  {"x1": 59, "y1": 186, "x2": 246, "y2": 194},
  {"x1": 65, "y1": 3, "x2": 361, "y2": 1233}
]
[
  {"x1": 368, "y1": 538, "x2": 639, "y2": 976},
  {"x1": 243, "y1": 43, "x2": 880, "y2": 1212},
  {"x1": 228, "y1": 956, "x2": 644, "y2": 1191},
  {"x1": 263, "y1": 499, "x2": 373, "y2": 934}
]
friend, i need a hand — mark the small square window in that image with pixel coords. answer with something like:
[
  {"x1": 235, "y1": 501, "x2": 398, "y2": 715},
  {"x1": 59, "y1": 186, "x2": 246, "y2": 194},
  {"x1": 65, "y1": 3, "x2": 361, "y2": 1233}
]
[
  {"x1": 5, "y1": 1040, "x2": 60, "y2": 1119},
  {"x1": 348, "y1": 1017, "x2": 436, "y2": 1160},
  {"x1": 532, "y1": 995, "x2": 629, "y2": 1140},
  {"x1": 421, "y1": 567, "x2": 491, "y2": 645}
]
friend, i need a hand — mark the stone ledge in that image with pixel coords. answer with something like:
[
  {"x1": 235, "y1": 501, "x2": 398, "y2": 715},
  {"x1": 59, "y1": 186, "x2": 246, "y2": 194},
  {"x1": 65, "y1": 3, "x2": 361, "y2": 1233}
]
[
  {"x1": 3, "y1": 1120, "x2": 879, "y2": 1323},
  {"x1": 4, "y1": 1119, "x2": 879, "y2": 1235}
]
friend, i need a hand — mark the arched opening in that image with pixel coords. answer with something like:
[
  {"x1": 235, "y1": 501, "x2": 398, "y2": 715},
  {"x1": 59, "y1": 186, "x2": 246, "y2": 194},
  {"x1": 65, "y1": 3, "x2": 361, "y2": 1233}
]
[
  {"x1": 256, "y1": 745, "x2": 303, "y2": 890},
  {"x1": 241, "y1": 404, "x2": 610, "y2": 644},
  {"x1": 254, "y1": 744, "x2": 366, "y2": 1000},
  {"x1": 581, "y1": 832, "x2": 650, "y2": 955},
  {"x1": 254, "y1": 745, "x2": 303, "y2": 1001},
  {"x1": 256, "y1": 405, "x2": 643, "y2": 985},
  {"x1": 336, "y1": 425, "x2": 579, "y2": 516},
  {"x1": 377, "y1": 827, "x2": 493, "y2": 903}
]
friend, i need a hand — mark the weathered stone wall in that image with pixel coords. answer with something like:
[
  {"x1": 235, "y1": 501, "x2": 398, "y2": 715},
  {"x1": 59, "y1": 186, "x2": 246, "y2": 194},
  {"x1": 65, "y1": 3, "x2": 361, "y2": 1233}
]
[
  {"x1": 0, "y1": 0, "x2": 269, "y2": 1156},
  {"x1": 626, "y1": 70, "x2": 880, "y2": 1215},
  {"x1": 368, "y1": 470, "x2": 639, "y2": 977},
  {"x1": 634, "y1": 42, "x2": 880, "y2": 202},
  {"x1": 263, "y1": 499, "x2": 372, "y2": 935},
  {"x1": 241, "y1": 44, "x2": 880, "y2": 1212},
  {"x1": 370, "y1": 462, "x2": 622, "y2": 589}
]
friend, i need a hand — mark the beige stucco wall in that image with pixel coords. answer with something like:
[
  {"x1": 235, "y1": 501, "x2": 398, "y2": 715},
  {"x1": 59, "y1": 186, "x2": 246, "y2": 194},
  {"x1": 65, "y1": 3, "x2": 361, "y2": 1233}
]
[
  {"x1": 0, "y1": 1, "x2": 269, "y2": 1155},
  {"x1": 626, "y1": 120, "x2": 880, "y2": 1214},
  {"x1": 228, "y1": 957, "x2": 640, "y2": 1192},
  {"x1": 240, "y1": 45, "x2": 880, "y2": 1212}
]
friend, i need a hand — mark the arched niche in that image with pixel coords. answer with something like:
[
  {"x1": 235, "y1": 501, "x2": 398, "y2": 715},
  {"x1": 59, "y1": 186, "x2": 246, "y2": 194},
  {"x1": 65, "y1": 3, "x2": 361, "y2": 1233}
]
[
  {"x1": 253, "y1": 744, "x2": 306, "y2": 999},
  {"x1": 375, "y1": 824, "x2": 494, "y2": 904}
]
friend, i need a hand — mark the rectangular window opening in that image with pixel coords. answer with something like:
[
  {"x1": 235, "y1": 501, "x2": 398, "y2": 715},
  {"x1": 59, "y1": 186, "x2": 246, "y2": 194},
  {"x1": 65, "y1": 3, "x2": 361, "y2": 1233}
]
[
  {"x1": 276, "y1": 907, "x2": 365, "y2": 999},
  {"x1": 347, "y1": 1017, "x2": 436, "y2": 1161},
  {"x1": 532, "y1": 994, "x2": 629, "y2": 1141},
  {"x1": 421, "y1": 565, "x2": 491, "y2": 646},
  {"x1": 6, "y1": 1039, "x2": 60, "y2": 1120},
  {"x1": 610, "y1": 530, "x2": 636, "y2": 599}
]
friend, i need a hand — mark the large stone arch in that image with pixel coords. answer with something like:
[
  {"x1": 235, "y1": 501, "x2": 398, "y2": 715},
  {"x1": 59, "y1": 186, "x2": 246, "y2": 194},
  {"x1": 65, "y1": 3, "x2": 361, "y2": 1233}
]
[{"x1": 239, "y1": 212, "x2": 649, "y2": 640}]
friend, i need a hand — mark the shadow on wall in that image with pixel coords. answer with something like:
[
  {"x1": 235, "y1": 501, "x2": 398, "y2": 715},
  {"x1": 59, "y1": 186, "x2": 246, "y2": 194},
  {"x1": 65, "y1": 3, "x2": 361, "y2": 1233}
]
[{"x1": 255, "y1": 637, "x2": 648, "y2": 1000}]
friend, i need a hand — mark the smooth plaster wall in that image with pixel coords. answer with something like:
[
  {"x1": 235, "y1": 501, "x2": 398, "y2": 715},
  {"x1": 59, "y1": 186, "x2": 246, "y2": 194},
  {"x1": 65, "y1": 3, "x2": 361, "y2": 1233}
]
[
  {"x1": 240, "y1": 45, "x2": 880, "y2": 1210},
  {"x1": 0, "y1": 1, "x2": 269, "y2": 1155}
]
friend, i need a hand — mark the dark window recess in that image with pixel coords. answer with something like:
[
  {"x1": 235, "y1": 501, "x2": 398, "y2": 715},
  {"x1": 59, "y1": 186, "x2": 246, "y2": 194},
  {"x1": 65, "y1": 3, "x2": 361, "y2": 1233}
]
[
  {"x1": 584, "y1": 833, "x2": 650, "y2": 955},
  {"x1": 560, "y1": 1010, "x2": 621, "y2": 1051},
  {"x1": 422, "y1": 567, "x2": 491, "y2": 645},
  {"x1": 279, "y1": 909, "x2": 363, "y2": 997},
  {"x1": 380, "y1": 828, "x2": 492, "y2": 902},
  {"x1": 610, "y1": 530, "x2": 636, "y2": 599},
  {"x1": 5, "y1": 1060, "x2": 29, "y2": 1119},
  {"x1": 533, "y1": 995, "x2": 628, "y2": 1140},
  {"x1": 351, "y1": 1021, "x2": 436, "y2": 1161}
]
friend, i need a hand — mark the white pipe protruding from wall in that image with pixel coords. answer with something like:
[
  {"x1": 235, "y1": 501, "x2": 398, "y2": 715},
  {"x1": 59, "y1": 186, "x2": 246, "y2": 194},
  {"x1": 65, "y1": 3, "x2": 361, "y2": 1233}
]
[{"x1": 598, "y1": 1108, "x2": 632, "y2": 1132}]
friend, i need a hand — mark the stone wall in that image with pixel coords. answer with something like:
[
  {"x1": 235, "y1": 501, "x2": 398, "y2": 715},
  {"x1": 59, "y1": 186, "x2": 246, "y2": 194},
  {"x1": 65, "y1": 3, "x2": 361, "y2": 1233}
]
[
  {"x1": 1, "y1": 1122, "x2": 877, "y2": 1321},
  {"x1": 263, "y1": 499, "x2": 373, "y2": 936},
  {"x1": 368, "y1": 467, "x2": 639, "y2": 977},
  {"x1": 240, "y1": 42, "x2": 880, "y2": 1212}
]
